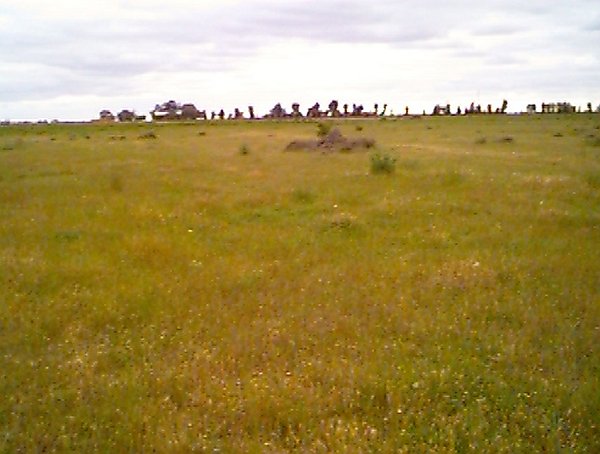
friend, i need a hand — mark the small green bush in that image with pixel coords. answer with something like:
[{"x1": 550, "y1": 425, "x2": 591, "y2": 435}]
[
  {"x1": 370, "y1": 153, "x2": 396, "y2": 174},
  {"x1": 239, "y1": 144, "x2": 250, "y2": 155},
  {"x1": 316, "y1": 122, "x2": 332, "y2": 138}
]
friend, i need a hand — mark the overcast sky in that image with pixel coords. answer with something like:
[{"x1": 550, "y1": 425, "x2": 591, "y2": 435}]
[{"x1": 1, "y1": 0, "x2": 599, "y2": 120}]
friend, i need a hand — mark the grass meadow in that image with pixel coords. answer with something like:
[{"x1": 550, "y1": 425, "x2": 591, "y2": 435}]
[{"x1": 1, "y1": 114, "x2": 599, "y2": 452}]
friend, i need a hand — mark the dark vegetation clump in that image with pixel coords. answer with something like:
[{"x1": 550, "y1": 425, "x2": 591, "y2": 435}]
[
  {"x1": 553, "y1": 132, "x2": 563, "y2": 137},
  {"x1": 355, "y1": 125, "x2": 363, "y2": 132},
  {"x1": 316, "y1": 122, "x2": 332, "y2": 138},
  {"x1": 291, "y1": 188, "x2": 316, "y2": 204},
  {"x1": 239, "y1": 144, "x2": 250, "y2": 155},
  {"x1": 285, "y1": 127, "x2": 375, "y2": 153},
  {"x1": 497, "y1": 136, "x2": 515, "y2": 143},
  {"x1": 138, "y1": 132, "x2": 157, "y2": 140},
  {"x1": 474, "y1": 137, "x2": 487, "y2": 145},
  {"x1": 370, "y1": 153, "x2": 396, "y2": 174},
  {"x1": 198, "y1": 131, "x2": 207, "y2": 136},
  {"x1": 110, "y1": 135, "x2": 127, "y2": 141}
]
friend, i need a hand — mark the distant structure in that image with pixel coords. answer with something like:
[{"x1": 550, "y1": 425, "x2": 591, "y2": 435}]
[
  {"x1": 328, "y1": 100, "x2": 341, "y2": 117},
  {"x1": 266, "y1": 103, "x2": 287, "y2": 119},
  {"x1": 234, "y1": 108, "x2": 244, "y2": 119},
  {"x1": 99, "y1": 110, "x2": 115, "y2": 121},
  {"x1": 151, "y1": 100, "x2": 207, "y2": 121},
  {"x1": 541, "y1": 102, "x2": 576, "y2": 114},
  {"x1": 181, "y1": 103, "x2": 206, "y2": 120},
  {"x1": 307, "y1": 103, "x2": 322, "y2": 118},
  {"x1": 291, "y1": 103, "x2": 303, "y2": 118},
  {"x1": 117, "y1": 110, "x2": 135, "y2": 122},
  {"x1": 352, "y1": 104, "x2": 365, "y2": 116},
  {"x1": 432, "y1": 104, "x2": 452, "y2": 115},
  {"x1": 84, "y1": 96, "x2": 600, "y2": 123},
  {"x1": 151, "y1": 100, "x2": 178, "y2": 120}
]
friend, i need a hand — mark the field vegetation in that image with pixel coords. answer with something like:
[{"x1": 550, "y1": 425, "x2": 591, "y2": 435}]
[{"x1": 1, "y1": 114, "x2": 599, "y2": 452}]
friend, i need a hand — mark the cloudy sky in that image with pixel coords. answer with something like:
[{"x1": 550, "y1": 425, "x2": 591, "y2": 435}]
[{"x1": 1, "y1": 0, "x2": 599, "y2": 120}]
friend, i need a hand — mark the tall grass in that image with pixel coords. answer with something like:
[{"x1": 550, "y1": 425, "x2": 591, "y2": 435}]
[{"x1": 0, "y1": 115, "x2": 599, "y2": 451}]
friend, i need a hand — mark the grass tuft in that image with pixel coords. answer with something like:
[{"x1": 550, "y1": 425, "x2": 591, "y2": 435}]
[
  {"x1": 138, "y1": 131, "x2": 157, "y2": 140},
  {"x1": 291, "y1": 188, "x2": 316, "y2": 204},
  {"x1": 370, "y1": 152, "x2": 396, "y2": 174}
]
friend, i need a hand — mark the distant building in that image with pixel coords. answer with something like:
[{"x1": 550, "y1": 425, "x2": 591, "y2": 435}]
[
  {"x1": 99, "y1": 110, "x2": 115, "y2": 121},
  {"x1": 117, "y1": 110, "x2": 135, "y2": 122},
  {"x1": 541, "y1": 102, "x2": 576, "y2": 114},
  {"x1": 150, "y1": 100, "x2": 206, "y2": 121}
]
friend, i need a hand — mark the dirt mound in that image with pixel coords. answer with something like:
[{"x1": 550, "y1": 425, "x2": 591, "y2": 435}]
[{"x1": 285, "y1": 128, "x2": 375, "y2": 152}]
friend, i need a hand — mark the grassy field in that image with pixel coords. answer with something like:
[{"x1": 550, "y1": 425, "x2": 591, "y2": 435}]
[{"x1": 1, "y1": 114, "x2": 599, "y2": 452}]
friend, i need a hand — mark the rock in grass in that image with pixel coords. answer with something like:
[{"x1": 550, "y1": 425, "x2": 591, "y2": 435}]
[{"x1": 285, "y1": 128, "x2": 375, "y2": 153}]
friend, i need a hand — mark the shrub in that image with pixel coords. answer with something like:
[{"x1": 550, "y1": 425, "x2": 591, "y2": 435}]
[
  {"x1": 355, "y1": 125, "x2": 363, "y2": 132},
  {"x1": 474, "y1": 137, "x2": 487, "y2": 145},
  {"x1": 239, "y1": 144, "x2": 250, "y2": 155},
  {"x1": 138, "y1": 131, "x2": 156, "y2": 140},
  {"x1": 370, "y1": 153, "x2": 396, "y2": 174},
  {"x1": 316, "y1": 122, "x2": 332, "y2": 138}
]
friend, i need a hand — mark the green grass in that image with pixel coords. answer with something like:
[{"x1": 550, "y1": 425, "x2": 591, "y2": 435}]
[{"x1": 1, "y1": 115, "x2": 599, "y2": 452}]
